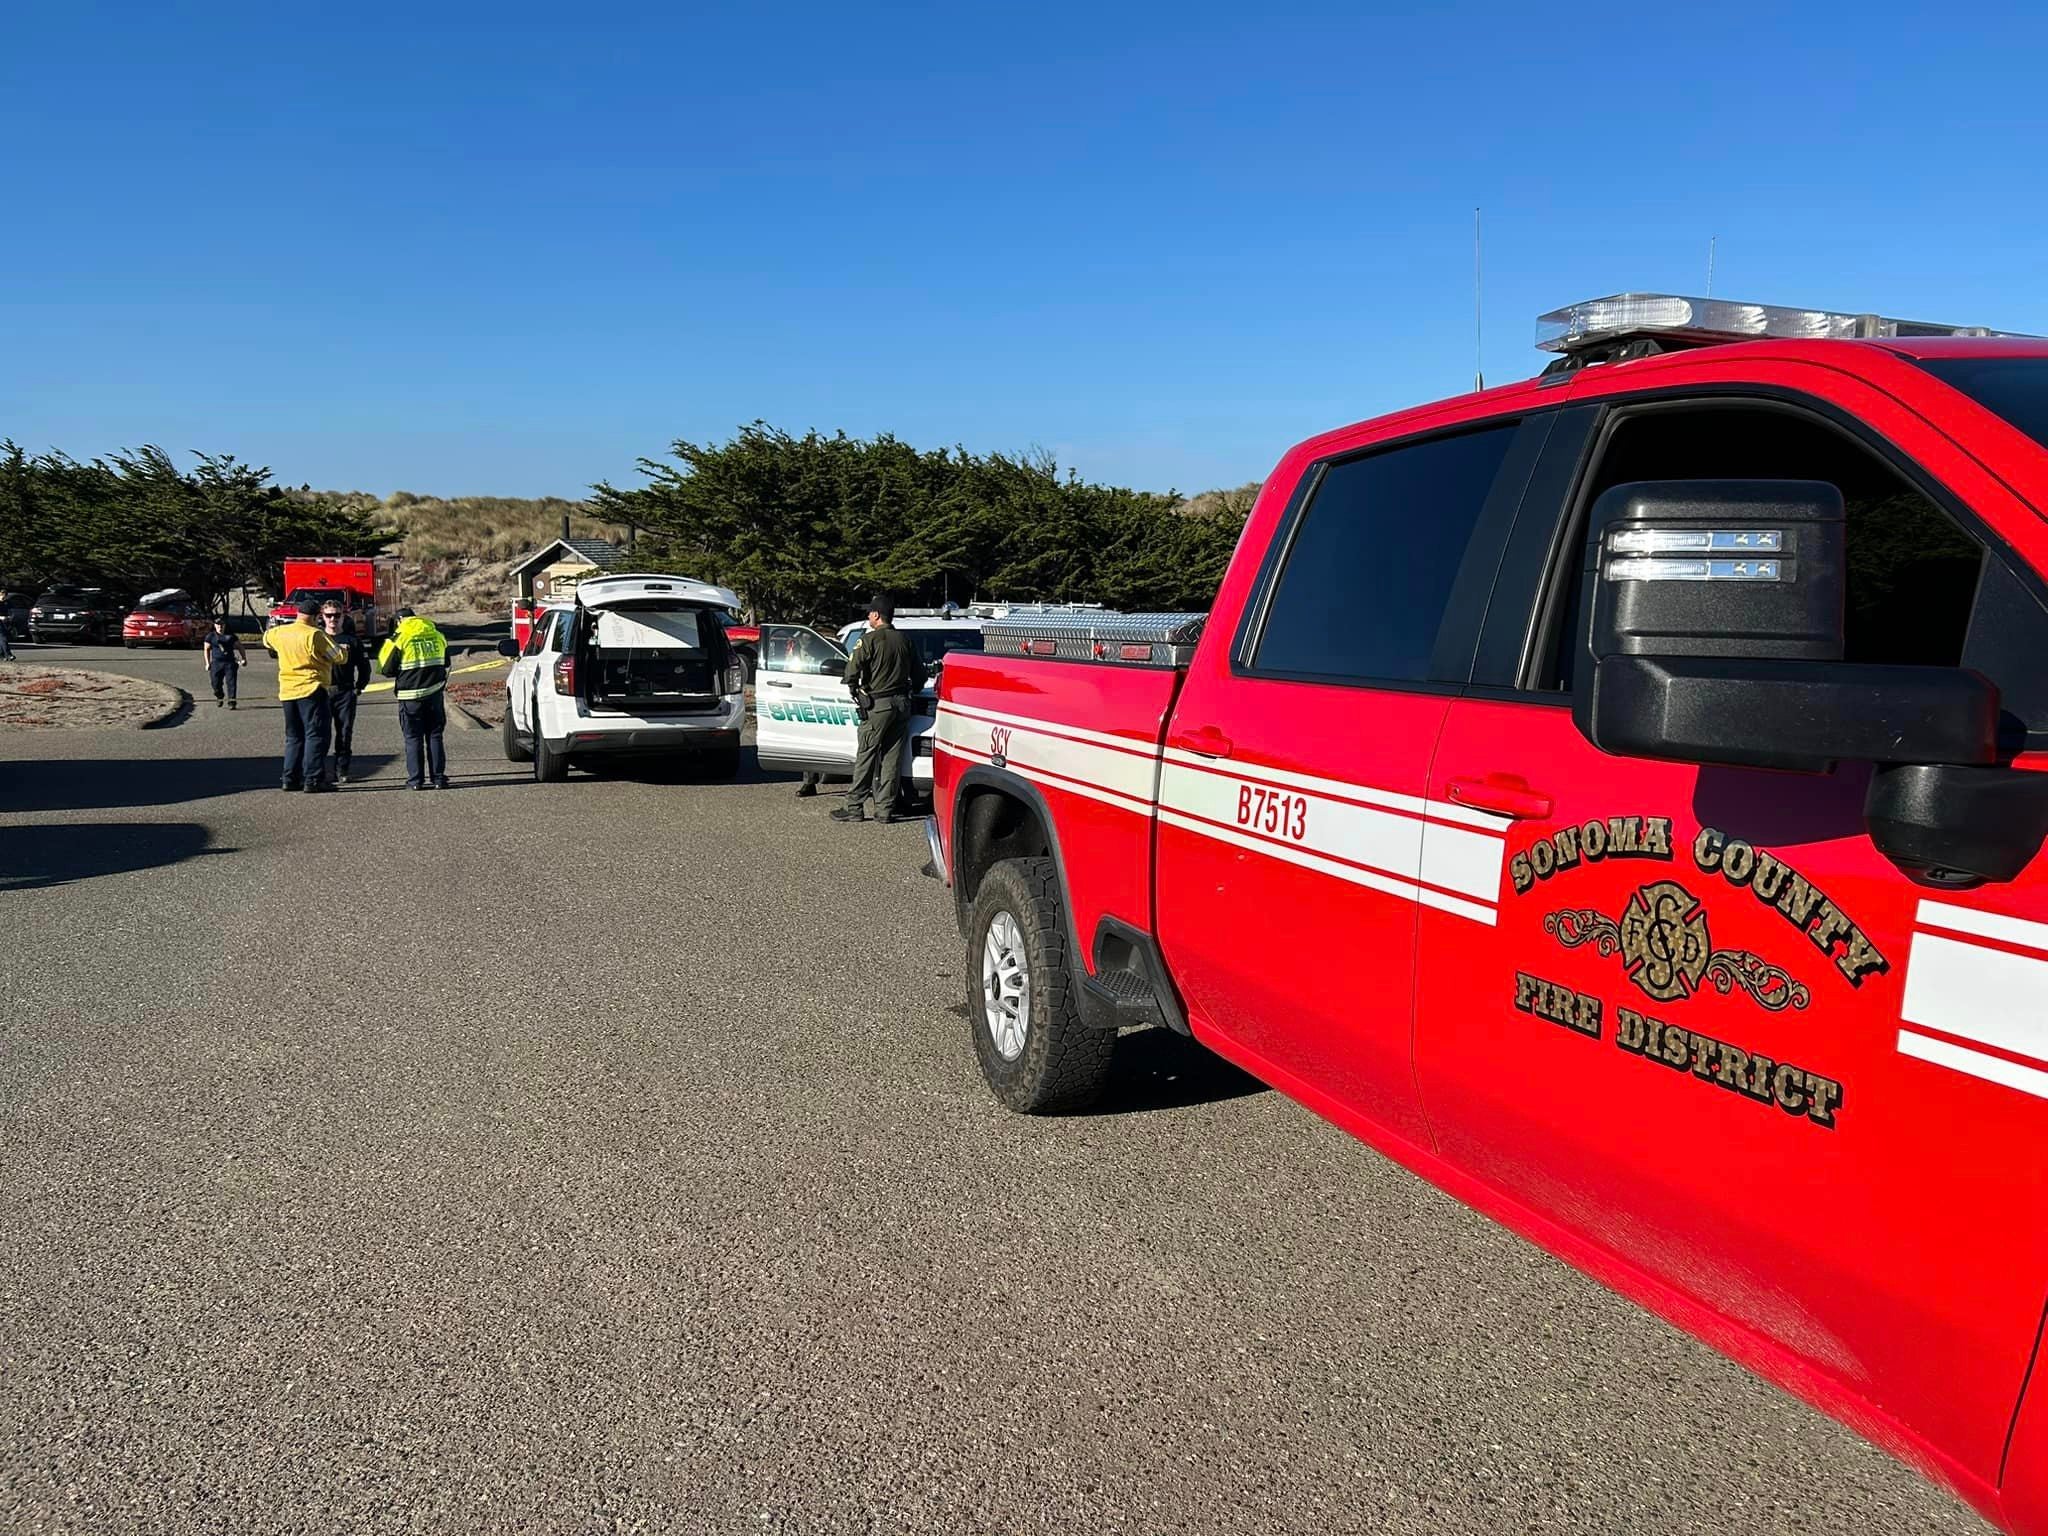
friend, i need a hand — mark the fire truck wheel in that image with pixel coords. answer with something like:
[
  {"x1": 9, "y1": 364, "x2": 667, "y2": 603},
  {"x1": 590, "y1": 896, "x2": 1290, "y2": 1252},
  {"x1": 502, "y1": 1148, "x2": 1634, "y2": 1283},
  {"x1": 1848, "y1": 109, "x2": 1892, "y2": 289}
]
[
  {"x1": 966, "y1": 857, "x2": 1114, "y2": 1114},
  {"x1": 532, "y1": 728, "x2": 569, "y2": 782},
  {"x1": 502, "y1": 706, "x2": 532, "y2": 763}
]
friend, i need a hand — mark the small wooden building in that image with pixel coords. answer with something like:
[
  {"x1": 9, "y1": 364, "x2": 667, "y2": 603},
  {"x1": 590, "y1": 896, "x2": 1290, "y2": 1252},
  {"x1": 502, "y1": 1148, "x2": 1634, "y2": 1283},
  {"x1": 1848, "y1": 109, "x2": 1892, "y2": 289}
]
[{"x1": 509, "y1": 529, "x2": 623, "y2": 643}]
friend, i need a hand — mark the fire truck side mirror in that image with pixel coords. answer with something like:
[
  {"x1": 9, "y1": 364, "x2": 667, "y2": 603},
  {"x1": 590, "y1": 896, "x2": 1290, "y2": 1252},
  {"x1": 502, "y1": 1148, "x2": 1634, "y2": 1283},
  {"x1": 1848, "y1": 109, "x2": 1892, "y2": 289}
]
[{"x1": 1570, "y1": 479, "x2": 2000, "y2": 774}]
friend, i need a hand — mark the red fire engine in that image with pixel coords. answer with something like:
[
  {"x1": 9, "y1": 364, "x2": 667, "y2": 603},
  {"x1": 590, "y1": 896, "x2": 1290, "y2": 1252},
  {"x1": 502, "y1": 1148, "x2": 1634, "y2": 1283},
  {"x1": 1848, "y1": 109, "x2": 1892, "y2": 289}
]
[
  {"x1": 267, "y1": 556, "x2": 401, "y2": 637},
  {"x1": 928, "y1": 294, "x2": 2048, "y2": 1533}
]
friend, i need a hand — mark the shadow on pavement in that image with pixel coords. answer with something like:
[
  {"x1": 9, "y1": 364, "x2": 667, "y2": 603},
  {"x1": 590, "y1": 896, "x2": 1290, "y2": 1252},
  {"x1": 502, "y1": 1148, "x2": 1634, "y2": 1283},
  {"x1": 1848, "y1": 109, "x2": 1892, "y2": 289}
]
[
  {"x1": 940, "y1": 1013, "x2": 1269, "y2": 1115},
  {"x1": 142, "y1": 689, "x2": 196, "y2": 730},
  {"x1": 434, "y1": 617, "x2": 506, "y2": 649},
  {"x1": 1085, "y1": 1025, "x2": 1270, "y2": 1115},
  {"x1": 579, "y1": 754, "x2": 797, "y2": 788},
  {"x1": 344, "y1": 771, "x2": 533, "y2": 794},
  {"x1": 0, "y1": 821, "x2": 227, "y2": 891},
  {"x1": 0, "y1": 755, "x2": 398, "y2": 813}
]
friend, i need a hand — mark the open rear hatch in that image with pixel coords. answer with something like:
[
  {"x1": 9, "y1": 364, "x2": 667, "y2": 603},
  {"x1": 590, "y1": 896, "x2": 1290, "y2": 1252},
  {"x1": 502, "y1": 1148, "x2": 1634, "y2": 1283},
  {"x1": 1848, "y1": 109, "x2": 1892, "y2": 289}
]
[{"x1": 585, "y1": 602, "x2": 729, "y2": 714}]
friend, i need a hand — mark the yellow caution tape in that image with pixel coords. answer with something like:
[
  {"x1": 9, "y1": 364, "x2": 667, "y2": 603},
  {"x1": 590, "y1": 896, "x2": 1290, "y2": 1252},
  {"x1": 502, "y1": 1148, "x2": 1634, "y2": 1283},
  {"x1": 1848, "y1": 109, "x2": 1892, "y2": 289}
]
[{"x1": 361, "y1": 656, "x2": 509, "y2": 695}]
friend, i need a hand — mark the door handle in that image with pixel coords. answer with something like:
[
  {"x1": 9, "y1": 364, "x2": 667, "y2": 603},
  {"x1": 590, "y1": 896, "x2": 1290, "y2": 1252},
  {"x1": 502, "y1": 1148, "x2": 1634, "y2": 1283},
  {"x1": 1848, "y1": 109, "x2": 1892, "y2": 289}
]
[
  {"x1": 1170, "y1": 724, "x2": 1234, "y2": 759},
  {"x1": 1447, "y1": 774, "x2": 1553, "y2": 820},
  {"x1": 764, "y1": 678, "x2": 793, "y2": 688}
]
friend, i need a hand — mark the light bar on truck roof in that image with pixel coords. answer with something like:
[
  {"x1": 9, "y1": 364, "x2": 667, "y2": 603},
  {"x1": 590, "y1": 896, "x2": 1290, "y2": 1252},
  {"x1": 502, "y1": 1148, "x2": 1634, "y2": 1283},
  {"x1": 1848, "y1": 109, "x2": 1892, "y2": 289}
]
[{"x1": 1535, "y1": 293, "x2": 2039, "y2": 355}]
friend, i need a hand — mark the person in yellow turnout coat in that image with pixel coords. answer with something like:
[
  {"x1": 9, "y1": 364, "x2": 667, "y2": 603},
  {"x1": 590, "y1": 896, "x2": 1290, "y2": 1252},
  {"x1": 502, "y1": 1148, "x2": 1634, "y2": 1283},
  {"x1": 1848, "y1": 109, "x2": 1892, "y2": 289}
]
[{"x1": 262, "y1": 606, "x2": 346, "y2": 792}]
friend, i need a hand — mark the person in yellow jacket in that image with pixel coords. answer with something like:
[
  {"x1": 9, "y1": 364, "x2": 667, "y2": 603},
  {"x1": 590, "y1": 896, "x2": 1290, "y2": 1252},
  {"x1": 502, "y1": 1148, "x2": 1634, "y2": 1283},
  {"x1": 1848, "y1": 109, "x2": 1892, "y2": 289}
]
[
  {"x1": 262, "y1": 605, "x2": 347, "y2": 792},
  {"x1": 378, "y1": 607, "x2": 452, "y2": 790}
]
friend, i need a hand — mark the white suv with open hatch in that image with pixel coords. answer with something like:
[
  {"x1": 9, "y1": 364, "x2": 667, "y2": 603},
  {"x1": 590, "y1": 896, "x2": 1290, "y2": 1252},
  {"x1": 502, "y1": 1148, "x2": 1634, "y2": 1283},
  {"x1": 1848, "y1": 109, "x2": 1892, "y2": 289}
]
[{"x1": 498, "y1": 575, "x2": 747, "y2": 781}]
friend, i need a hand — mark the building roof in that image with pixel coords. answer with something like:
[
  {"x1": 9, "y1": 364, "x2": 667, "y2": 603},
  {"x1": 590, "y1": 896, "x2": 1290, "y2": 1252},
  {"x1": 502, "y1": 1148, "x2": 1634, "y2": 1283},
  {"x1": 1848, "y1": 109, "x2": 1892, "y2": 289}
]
[{"x1": 511, "y1": 536, "x2": 623, "y2": 580}]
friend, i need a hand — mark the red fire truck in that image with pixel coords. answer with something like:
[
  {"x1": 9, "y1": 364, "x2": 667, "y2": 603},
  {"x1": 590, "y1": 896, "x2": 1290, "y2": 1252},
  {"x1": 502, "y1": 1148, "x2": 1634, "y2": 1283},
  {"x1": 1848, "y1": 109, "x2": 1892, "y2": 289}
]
[
  {"x1": 928, "y1": 294, "x2": 2048, "y2": 1533},
  {"x1": 268, "y1": 556, "x2": 401, "y2": 636}
]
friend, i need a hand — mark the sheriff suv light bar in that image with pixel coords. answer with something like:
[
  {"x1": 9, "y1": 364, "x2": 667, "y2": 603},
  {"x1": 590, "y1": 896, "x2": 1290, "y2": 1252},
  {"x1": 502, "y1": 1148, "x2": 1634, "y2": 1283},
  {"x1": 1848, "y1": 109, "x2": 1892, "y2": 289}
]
[{"x1": 1537, "y1": 293, "x2": 2039, "y2": 372}]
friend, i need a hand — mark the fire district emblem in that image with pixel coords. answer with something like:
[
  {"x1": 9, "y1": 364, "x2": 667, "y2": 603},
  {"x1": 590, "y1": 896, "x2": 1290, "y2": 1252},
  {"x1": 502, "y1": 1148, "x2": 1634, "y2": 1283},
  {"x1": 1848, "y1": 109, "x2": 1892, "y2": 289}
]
[{"x1": 1545, "y1": 880, "x2": 1810, "y2": 1012}]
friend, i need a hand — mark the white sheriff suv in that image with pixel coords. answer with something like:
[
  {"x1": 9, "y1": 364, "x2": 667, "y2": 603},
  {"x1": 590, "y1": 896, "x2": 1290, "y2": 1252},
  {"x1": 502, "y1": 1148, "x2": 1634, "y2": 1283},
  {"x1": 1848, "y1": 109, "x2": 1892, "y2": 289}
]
[
  {"x1": 755, "y1": 605, "x2": 1094, "y2": 796},
  {"x1": 498, "y1": 574, "x2": 748, "y2": 782},
  {"x1": 750, "y1": 609, "x2": 981, "y2": 796}
]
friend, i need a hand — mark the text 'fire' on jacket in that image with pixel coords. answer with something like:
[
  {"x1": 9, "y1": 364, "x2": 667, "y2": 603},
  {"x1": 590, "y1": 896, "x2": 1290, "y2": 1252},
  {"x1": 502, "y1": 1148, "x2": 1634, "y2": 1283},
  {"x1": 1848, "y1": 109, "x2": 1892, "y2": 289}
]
[{"x1": 377, "y1": 616, "x2": 449, "y2": 700}]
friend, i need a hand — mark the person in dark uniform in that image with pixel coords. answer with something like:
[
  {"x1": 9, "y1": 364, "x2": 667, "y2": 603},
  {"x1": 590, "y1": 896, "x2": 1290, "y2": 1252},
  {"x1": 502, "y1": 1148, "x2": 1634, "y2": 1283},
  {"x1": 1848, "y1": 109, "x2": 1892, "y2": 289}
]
[
  {"x1": 320, "y1": 602, "x2": 373, "y2": 783},
  {"x1": 831, "y1": 595, "x2": 926, "y2": 824},
  {"x1": 201, "y1": 615, "x2": 247, "y2": 707}
]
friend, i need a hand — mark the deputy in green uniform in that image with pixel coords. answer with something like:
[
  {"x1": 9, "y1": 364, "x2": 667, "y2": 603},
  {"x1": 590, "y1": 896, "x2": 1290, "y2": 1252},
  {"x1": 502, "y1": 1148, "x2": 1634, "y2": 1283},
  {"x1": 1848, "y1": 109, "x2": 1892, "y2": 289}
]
[{"x1": 831, "y1": 595, "x2": 926, "y2": 824}]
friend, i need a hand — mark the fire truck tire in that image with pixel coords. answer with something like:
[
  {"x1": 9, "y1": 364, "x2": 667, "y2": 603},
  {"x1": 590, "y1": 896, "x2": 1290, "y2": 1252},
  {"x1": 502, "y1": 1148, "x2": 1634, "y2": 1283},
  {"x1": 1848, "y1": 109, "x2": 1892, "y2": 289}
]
[
  {"x1": 966, "y1": 856, "x2": 1114, "y2": 1114},
  {"x1": 502, "y1": 706, "x2": 532, "y2": 763},
  {"x1": 533, "y1": 728, "x2": 569, "y2": 782}
]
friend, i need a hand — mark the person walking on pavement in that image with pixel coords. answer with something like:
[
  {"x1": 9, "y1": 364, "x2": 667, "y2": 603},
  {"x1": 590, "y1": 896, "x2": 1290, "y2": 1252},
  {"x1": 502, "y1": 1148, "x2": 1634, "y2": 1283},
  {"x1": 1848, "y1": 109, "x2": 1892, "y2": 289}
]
[
  {"x1": 378, "y1": 606, "x2": 451, "y2": 790},
  {"x1": 320, "y1": 602, "x2": 373, "y2": 783},
  {"x1": 832, "y1": 594, "x2": 926, "y2": 824},
  {"x1": 261, "y1": 601, "x2": 345, "y2": 792},
  {"x1": 201, "y1": 615, "x2": 246, "y2": 706},
  {"x1": 0, "y1": 591, "x2": 15, "y2": 662}
]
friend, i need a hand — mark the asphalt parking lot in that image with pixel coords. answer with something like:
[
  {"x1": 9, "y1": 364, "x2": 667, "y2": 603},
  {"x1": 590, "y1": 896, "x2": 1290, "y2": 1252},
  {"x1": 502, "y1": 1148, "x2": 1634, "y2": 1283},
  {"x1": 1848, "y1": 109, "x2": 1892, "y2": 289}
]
[{"x1": 0, "y1": 641, "x2": 1991, "y2": 1535}]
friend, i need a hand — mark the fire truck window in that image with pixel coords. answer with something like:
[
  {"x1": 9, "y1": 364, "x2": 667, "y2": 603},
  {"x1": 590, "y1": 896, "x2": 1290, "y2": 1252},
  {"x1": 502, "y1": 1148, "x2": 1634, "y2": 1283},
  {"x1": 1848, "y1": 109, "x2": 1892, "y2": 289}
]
[
  {"x1": 1548, "y1": 403, "x2": 1984, "y2": 691},
  {"x1": 1254, "y1": 423, "x2": 1520, "y2": 683}
]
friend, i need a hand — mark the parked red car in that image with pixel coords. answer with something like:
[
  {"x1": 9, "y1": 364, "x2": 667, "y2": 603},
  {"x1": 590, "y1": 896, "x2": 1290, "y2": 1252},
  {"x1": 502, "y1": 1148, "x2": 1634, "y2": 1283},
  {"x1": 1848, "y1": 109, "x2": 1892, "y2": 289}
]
[
  {"x1": 930, "y1": 292, "x2": 2048, "y2": 1534},
  {"x1": 122, "y1": 590, "x2": 209, "y2": 648}
]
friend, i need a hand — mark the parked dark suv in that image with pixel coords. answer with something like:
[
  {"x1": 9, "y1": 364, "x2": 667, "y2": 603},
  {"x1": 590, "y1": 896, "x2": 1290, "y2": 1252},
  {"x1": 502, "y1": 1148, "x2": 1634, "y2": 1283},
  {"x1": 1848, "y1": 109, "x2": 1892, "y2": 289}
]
[{"x1": 30, "y1": 586, "x2": 131, "y2": 644}]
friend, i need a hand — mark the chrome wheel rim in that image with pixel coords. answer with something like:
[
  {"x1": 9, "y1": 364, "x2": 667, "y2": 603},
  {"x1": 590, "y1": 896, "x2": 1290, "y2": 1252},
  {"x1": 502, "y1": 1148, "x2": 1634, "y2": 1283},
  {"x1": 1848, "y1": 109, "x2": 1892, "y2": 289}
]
[{"x1": 981, "y1": 911, "x2": 1031, "y2": 1061}]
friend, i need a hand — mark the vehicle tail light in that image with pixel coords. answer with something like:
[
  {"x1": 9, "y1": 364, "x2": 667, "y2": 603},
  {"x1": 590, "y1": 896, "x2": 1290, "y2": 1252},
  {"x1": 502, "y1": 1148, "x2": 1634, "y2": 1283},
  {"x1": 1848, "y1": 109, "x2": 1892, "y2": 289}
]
[
  {"x1": 553, "y1": 656, "x2": 576, "y2": 695},
  {"x1": 721, "y1": 662, "x2": 745, "y2": 696}
]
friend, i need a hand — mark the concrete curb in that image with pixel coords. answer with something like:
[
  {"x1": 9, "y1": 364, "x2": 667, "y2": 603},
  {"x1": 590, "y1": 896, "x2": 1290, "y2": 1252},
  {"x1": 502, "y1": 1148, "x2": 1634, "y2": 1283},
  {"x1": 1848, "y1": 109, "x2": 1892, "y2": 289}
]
[
  {"x1": 139, "y1": 684, "x2": 194, "y2": 730},
  {"x1": 449, "y1": 702, "x2": 487, "y2": 731},
  {"x1": 0, "y1": 665, "x2": 189, "y2": 730}
]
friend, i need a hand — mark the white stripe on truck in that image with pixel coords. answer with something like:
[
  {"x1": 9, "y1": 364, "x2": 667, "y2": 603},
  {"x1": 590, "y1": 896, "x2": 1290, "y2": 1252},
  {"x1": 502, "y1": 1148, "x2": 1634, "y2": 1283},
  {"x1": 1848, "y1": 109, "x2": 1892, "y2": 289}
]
[{"x1": 935, "y1": 703, "x2": 1507, "y2": 925}]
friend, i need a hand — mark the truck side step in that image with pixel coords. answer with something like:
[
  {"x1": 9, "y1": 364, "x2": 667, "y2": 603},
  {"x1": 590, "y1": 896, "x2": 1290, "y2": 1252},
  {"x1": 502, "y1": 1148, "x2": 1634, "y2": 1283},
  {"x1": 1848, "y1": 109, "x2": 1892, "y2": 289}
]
[{"x1": 1077, "y1": 918, "x2": 1191, "y2": 1036}]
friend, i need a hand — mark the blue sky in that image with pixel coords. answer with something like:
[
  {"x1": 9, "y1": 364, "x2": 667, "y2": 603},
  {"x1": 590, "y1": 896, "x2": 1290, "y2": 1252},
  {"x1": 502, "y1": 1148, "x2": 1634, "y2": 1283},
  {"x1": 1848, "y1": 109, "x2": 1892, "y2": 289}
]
[{"x1": 3, "y1": 1, "x2": 2044, "y2": 499}]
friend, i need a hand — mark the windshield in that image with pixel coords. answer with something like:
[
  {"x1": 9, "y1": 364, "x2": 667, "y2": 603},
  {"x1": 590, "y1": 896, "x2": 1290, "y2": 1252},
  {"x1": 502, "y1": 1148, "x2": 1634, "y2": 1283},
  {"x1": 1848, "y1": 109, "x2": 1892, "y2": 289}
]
[
  {"x1": 587, "y1": 601, "x2": 730, "y2": 663},
  {"x1": 1919, "y1": 357, "x2": 2048, "y2": 450},
  {"x1": 906, "y1": 630, "x2": 985, "y2": 667}
]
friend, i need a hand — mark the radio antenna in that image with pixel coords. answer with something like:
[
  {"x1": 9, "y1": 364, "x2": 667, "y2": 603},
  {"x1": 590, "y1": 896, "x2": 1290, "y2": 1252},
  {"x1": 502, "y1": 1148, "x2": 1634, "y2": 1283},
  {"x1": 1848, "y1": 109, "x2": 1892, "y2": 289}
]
[
  {"x1": 1706, "y1": 234, "x2": 1717, "y2": 298},
  {"x1": 1473, "y1": 207, "x2": 1485, "y2": 392}
]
